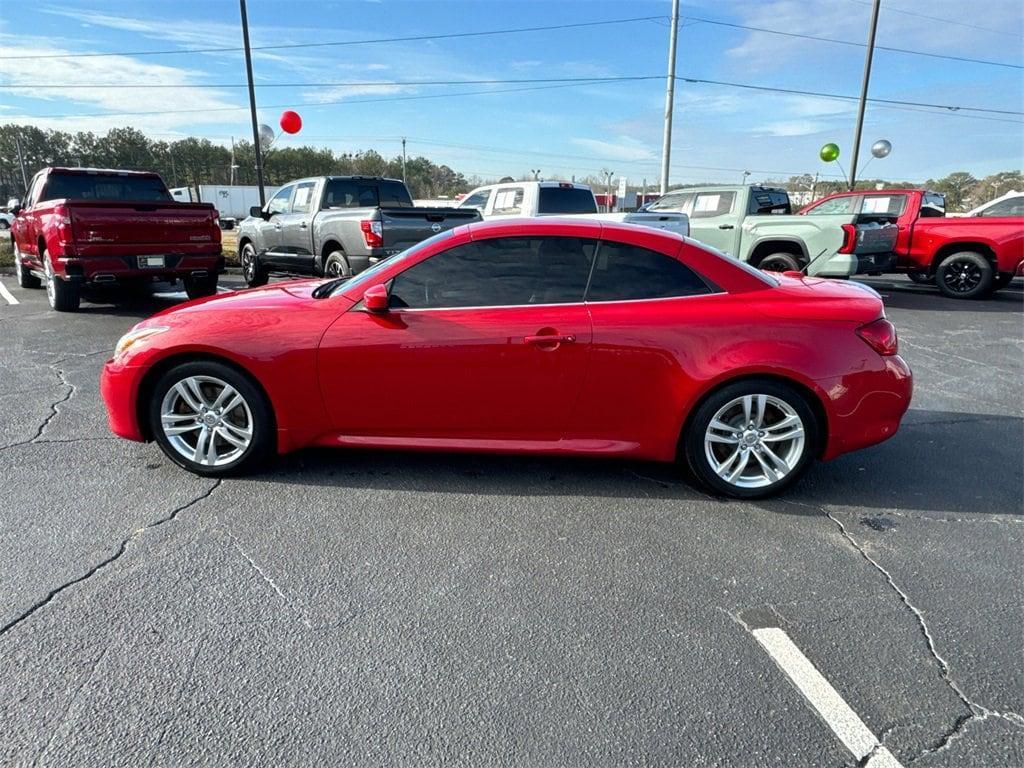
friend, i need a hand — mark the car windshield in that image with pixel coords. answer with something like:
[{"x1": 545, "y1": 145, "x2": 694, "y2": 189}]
[
  {"x1": 537, "y1": 187, "x2": 598, "y2": 214},
  {"x1": 321, "y1": 229, "x2": 456, "y2": 298},
  {"x1": 40, "y1": 173, "x2": 171, "y2": 202}
]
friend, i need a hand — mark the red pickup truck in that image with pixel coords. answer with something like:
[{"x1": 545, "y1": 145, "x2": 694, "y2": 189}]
[
  {"x1": 11, "y1": 167, "x2": 223, "y2": 311},
  {"x1": 801, "y1": 189, "x2": 1023, "y2": 299}
]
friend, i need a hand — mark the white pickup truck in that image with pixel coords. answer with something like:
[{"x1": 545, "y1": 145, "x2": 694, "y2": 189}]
[{"x1": 457, "y1": 181, "x2": 689, "y2": 236}]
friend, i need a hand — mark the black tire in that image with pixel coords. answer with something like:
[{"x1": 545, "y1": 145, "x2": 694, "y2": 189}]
[
  {"x1": 241, "y1": 242, "x2": 268, "y2": 287},
  {"x1": 0, "y1": 220, "x2": 10, "y2": 230},
  {"x1": 324, "y1": 250, "x2": 351, "y2": 278},
  {"x1": 907, "y1": 271, "x2": 933, "y2": 285},
  {"x1": 148, "y1": 360, "x2": 275, "y2": 476},
  {"x1": 14, "y1": 245, "x2": 41, "y2": 289},
  {"x1": 43, "y1": 251, "x2": 80, "y2": 312},
  {"x1": 758, "y1": 252, "x2": 801, "y2": 273},
  {"x1": 935, "y1": 251, "x2": 993, "y2": 300},
  {"x1": 991, "y1": 273, "x2": 1013, "y2": 292},
  {"x1": 184, "y1": 273, "x2": 218, "y2": 300},
  {"x1": 683, "y1": 379, "x2": 819, "y2": 499}
]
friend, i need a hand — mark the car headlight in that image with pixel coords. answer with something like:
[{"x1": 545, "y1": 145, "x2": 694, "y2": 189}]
[{"x1": 114, "y1": 326, "x2": 169, "y2": 358}]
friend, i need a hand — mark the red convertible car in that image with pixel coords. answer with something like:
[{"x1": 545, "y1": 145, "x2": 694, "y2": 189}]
[{"x1": 101, "y1": 219, "x2": 912, "y2": 498}]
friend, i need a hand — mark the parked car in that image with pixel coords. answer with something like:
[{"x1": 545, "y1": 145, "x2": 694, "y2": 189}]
[
  {"x1": 951, "y1": 190, "x2": 1024, "y2": 219},
  {"x1": 170, "y1": 185, "x2": 280, "y2": 230},
  {"x1": 101, "y1": 218, "x2": 912, "y2": 499},
  {"x1": 801, "y1": 189, "x2": 1024, "y2": 298},
  {"x1": 457, "y1": 181, "x2": 690, "y2": 236},
  {"x1": 10, "y1": 167, "x2": 223, "y2": 312},
  {"x1": 0, "y1": 210, "x2": 12, "y2": 230},
  {"x1": 236, "y1": 176, "x2": 481, "y2": 287},
  {"x1": 642, "y1": 185, "x2": 898, "y2": 277}
]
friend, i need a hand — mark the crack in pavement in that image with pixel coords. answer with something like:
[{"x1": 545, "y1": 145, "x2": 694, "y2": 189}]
[
  {"x1": 787, "y1": 500, "x2": 1024, "y2": 763},
  {"x1": 222, "y1": 530, "x2": 313, "y2": 629},
  {"x1": 1, "y1": 366, "x2": 75, "y2": 451},
  {"x1": 0, "y1": 480, "x2": 222, "y2": 639}
]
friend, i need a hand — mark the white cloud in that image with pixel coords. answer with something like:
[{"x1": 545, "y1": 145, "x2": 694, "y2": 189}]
[
  {"x1": 570, "y1": 137, "x2": 655, "y2": 161},
  {"x1": 301, "y1": 82, "x2": 408, "y2": 103},
  {"x1": 756, "y1": 120, "x2": 827, "y2": 137}
]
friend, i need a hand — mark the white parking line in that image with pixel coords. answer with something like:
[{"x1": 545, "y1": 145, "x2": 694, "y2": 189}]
[
  {"x1": 752, "y1": 627, "x2": 904, "y2": 768},
  {"x1": 0, "y1": 279, "x2": 19, "y2": 305}
]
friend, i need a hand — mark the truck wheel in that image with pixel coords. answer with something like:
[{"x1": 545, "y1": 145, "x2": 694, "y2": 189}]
[
  {"x1": 935, "y1": 251, "x2": 993, "y2": 299},
  {"x1": 43, "y1": 253, "x2": 80, "y2": 312},
  {"x1": 14, "y1": 245, "x2": 41, "y2": 289},
  {"x1": 907, "y1": 271, "x2": 933, "y2": 285},
  {"x1": 682, "y1": 379, "x2": 818, "y2": 499},
  {"x1": 758, "y1": 253, "x2": 801, "y2": 272},
  {"x1": 184, "y1": 274, "x2": 218, "y2": 300},
  {"x1": 241, "y1": 243, "x2": 268, "y2": 287},
  {"x1": 324, "y1": 251, "x2": 351, "y2": 278}
]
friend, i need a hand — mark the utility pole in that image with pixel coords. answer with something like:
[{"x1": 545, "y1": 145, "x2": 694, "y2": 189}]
[
  {"x1": 229, "y1": 137, "x2": 236, "y2": 186},
  {"x1": 14, "y1": 133, "x2": 28, "y2": 192},
  {"x1": 849, "y1": 0, "x2": 880, "y2": 191},
  {"x1": 401, "y1": 137, "x2": 407, "y2": 184},
  {"x1": 603, "y1": 169, "x2": 614, "y2": 213},
  {"x1": 810, "y1": 171, "x2": 819, "y2": 202},
  {"x1": 240, "y1": 0, "x2": 266, "y2": 206},
  {"x1": 659, "y1": 0, "x2": 680, "y2": 195}
]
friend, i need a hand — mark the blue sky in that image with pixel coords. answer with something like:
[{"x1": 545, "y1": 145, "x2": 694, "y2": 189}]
[{"x1": 1, "y1": 0, "x2": 1022, "y2": 185}]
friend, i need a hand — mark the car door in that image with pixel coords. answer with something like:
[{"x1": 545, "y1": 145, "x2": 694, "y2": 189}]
[
  {"x1": 317, "y1": 235, "x2": 596, "y2": 441},
  {"x1": 13, "y1": 173, "x2": 45, "y2": 265},
  {"x1": 275, "y1": 180, "x2": 318, "y2": 273},
  {"x1": 686, "y1": 190, "x2": 740, "y2": 256},
  {"x1": 568, "y1": 237, "x2": 722, "y2": 456},
  {"x1": 259, "y1": 184, "x2": 294, "y2": 269}
]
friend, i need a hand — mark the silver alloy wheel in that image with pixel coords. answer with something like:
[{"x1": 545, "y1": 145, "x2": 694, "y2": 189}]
[
  {"x1": 242, "y1": 244, "x2": 256, "y2": 281},
  {"x1": 704, "y1": 394, "x2": 806, "y2": 489},
  {"x1": 44, "y1": 257, "x2": 56, "y2": 307},
  {"x1": 160, "y1": 375, "x2": 254, "y2": 467}
]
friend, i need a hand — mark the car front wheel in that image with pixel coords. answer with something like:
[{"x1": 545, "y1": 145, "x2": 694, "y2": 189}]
[
  {"x1": 241, "y1": 243, "x2": 268, "y2": 287},
  {"x1": 683, "y1": 379, "x2": 817, "y2": 499},
  {"x1": 14, "y1": 244, "x2": 41, "y2": 289},
  {"x1": 935, "y1": 251, "x2": 993, "y2": 299},
  {"x1": 148, "y1": 361, "x2": 275, "y2": 476}
]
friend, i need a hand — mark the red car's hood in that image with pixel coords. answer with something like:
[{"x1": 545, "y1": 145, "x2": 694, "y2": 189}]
[
  {"x1": 148, "y1": 279, "x2": 344, "y2": 321},
  {"x1": 760, "y1": 273, "x2": 885, "y2": 324}
]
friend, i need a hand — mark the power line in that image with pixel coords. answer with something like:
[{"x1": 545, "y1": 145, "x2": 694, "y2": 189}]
[
  {"x1": 681, "y1": 14, "x2": 1023, "y2": 69},
  {"x1": 2, "y1": 75, "x2": 664, "y2": 90},
  {"x1": 0, "y1": 15, "x2": 667, "y2": 60},
  {"x1": 844, "y1": 0, "x2": 1023, "y2": 38}
]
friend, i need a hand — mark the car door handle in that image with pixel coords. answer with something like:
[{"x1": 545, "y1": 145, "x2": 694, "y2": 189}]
[
  {"x1": 718, "y1": 224, "x2": 735, "y2": 229},
  {"x1": 299, "y1": 222, "x2": 308, "y2": 229},
  {"x1": 273, "y1": 223, "x2": 282, "y2": 230},
  {"x1": 525, "y1": 334, "x2": 576, "y2": 345}
]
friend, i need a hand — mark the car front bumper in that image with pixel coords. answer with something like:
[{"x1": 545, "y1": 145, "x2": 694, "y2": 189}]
[{"x1": 100, "y1": 358, "x2": 148, "y2": 442}]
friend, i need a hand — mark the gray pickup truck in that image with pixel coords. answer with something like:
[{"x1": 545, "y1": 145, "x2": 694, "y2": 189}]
[
  {"x1": 237, "y1": 176, "x2": 480, "y2": 286},
  {"x1": 644, "y1": 185, "x2": 898, "y2": 277}
]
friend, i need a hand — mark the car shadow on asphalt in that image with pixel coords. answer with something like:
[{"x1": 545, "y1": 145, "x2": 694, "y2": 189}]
[{"x1": 256, "y1": 409, "x2": 1022, "y2": 518}]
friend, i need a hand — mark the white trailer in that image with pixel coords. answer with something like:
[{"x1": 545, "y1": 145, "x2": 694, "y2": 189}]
[{"x1": 170, "y1": 185, "x2": 279, "y2": 229}]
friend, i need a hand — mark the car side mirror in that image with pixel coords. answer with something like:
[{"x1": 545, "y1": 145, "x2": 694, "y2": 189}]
[
  {"x1": 249, "y1": 205, "x2": 267, "y2": 220},
  {"x1": 363, "y1": 284, "x2": 390, "y2": 313}
]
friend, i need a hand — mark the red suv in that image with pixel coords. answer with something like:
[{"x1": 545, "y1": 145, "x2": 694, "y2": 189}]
[{"x1": 11, "y1": 167, "x2": 223, "y2": 311}]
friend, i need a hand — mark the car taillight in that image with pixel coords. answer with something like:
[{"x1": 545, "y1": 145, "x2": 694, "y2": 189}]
[
  {"x1": 838, "y1": 223, "x2": 857, "y2": 254},
  {"x1": 52, "y1": 204, "x2": 72, "y2": 246},
  {"x1": 360, "y1": 219, "x2": 383, "y2": 248},
  {"x1": 857, "y1": 318, "x2": 898, "y2": 356}
]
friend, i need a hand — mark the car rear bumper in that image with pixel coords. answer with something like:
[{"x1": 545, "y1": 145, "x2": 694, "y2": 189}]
[
  {"x1": 819, "y1": 354, "x2": 913, "y2": 460},
  {"x1": 100, "y1": 358, "x2": 147, "y2": 442},
  {"x1": 56, "y1": 254, "x2": 225, "y2": 283}
]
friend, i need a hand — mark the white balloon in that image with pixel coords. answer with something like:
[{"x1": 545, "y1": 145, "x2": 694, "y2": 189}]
[
  {"x1": 258, "y1": 124, "x2": 276, "y2": 150},
  {"x1": 871, "y1": 139, "x2": 892, "y2": 159}
]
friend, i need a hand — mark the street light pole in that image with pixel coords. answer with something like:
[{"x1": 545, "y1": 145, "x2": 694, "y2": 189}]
[
  {"x1": 849, "y1": 0, "x2": 881, "y2": 191},
  {"x1": 659, "y1": 0, "x2": 680, "y2": 195},
  {"x1": 401, "y1": 137, "x2": 407, "y2": 184},
  {"x1": 239, "y1": 0, "x2": 266, "y2": 206}
]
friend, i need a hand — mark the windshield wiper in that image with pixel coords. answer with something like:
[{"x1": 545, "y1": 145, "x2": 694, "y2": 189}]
[{"x1": 312, "y1": 276, "x2": 349, "y2": 299}]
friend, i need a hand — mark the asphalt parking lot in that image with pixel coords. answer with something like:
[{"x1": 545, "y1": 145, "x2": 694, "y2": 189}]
[{"x1": 0, "y1": 272, "x2": 1021, "y2": 767}]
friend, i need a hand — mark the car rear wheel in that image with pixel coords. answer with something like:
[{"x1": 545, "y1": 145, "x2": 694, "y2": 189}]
[
  {"x1": 43, "y1": 252, "x2": 80, "y2": 312},
  {"x1": 684, "y1": 379, "x2": 818, "y2": 499},
  {"x1": 14, "y1": 245, "x2": 41, "y2": 289},
  {"x1": 935, "y1": 251, "x2": 993, "y2": 299},
  {"x1": 148, "y1": 361, "x2": 274, "y2": 476},
  {"x1": 324, "y1": 250, "x2": 351, "y2": 278},
  {"x1": 183, "y1": 273, "x2": 218, "y2": 300},
  {"x1": 241, "y1": 243, "x2": 268, "y2": 287},
  {"x1": 758, "y1": 253, "x2": 801, "y2": 273}
]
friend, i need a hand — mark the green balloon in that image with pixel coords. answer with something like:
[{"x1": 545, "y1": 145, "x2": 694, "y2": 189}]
[{"x1": 820, "y1": 143, "x2": 841, "y2": 162}]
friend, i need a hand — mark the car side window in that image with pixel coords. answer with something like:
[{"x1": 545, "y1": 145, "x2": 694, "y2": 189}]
[
  {"x1": 648, "y1": 192, "x2": 692, "y2": 212},
  {"x1": 459, "y1": 189, "x2": 492, "y2": 211},
  {"x1": 267, "y1": 185, "x2": 293, "y2": 215},
  {"x1": 690, "y1": 192, "x2": 736, "y2": 219},
  {"x1": 291, "y1": 182, "x2": 317, "y2": 214},
  {"x1": 859, "y1": 195, "x2": 907, "y2": 215},
  {"x1": 26, "y1": 175, "x2": 44, "y2": 207},
  {"x1": 587, "y1": 242, "x2": 712, "y2": 302},
  {"x1": 805, "y1": 196, "x2": 856, "y2": 215},
  {"x1": 492, "y1": 187, "x2": 524, "y2": 215},
  {"x1": 980, "y1": 197, "x2": 1024, "y2": 217},
  {"x1": 388, "y1": 236, "x2": 596, "y2": 309}
]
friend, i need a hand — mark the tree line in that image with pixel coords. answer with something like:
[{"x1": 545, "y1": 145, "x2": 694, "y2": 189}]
[{"x1": 0, "y1": 125, "x2": 470, "y2": 201}]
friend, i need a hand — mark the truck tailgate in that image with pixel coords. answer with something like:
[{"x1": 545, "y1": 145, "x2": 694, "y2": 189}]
[
  {"x1": 852, "y1": 218, "x2": 898, "y2": 254},
  {"x1": 379, "y1": 207, "x2": 480, "y2": 254},
  {"x1": 68, "y1": 201, "x2": 219, "y2": 251}
]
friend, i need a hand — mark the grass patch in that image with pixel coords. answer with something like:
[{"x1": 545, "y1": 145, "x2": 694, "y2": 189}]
[{"x1": 0, "y1": 237, "x2": 12, "y2": 270}]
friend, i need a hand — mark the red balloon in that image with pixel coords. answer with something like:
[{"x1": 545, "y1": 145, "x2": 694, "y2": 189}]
[{"x1": 279, "y1": 110, "x2": 302, "y2": 134}]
